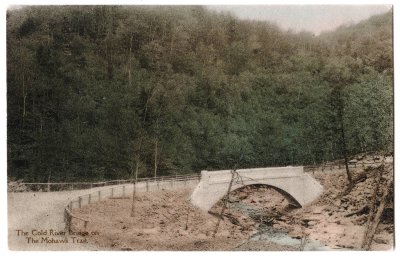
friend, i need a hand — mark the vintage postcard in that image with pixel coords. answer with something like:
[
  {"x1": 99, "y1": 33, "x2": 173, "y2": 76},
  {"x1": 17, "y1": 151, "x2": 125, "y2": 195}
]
[{"x1": 4, "y1": 1, "x2": 395, "y2": 252}]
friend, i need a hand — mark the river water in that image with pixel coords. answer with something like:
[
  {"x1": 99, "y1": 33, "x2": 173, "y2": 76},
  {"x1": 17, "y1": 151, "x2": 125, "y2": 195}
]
[
  {"x1": 230, "y1": 202, "x2": 335, "y2": 251},
  {"x1": 249, "y1": 227, "x2": 332, "y2": 251}
]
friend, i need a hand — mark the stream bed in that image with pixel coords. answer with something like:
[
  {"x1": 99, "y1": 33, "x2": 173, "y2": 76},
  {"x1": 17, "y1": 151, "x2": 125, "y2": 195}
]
[
  {"x1": 230, "y1": 201, "x2": 337, "y2": 251},
  {"x1": 249, "y1": 226, "x2": 332, "y2": 251}
]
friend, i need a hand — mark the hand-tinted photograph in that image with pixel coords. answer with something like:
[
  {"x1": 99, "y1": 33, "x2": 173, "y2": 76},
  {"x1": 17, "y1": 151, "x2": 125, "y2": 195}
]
[{"x1": 6, "y1": 4, "x2": 393, "y2": 251}]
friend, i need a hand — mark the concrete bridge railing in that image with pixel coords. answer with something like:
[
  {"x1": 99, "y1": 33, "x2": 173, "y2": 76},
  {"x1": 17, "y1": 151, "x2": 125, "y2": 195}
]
[{"x1": 190, "y1": 166, "x2": 323, "y2": 211}]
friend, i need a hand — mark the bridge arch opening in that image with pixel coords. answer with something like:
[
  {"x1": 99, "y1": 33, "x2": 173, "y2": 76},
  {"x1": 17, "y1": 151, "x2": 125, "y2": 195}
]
[{"x1": 210, "y1": 184, "x2": 302, "y2": 217}]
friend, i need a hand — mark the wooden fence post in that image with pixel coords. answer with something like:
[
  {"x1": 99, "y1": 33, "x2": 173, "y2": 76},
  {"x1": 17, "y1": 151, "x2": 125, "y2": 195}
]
[
  {"x1": 68, "y1": 213, "x2": 72, "y2": 233},
  {"x1": 65, "y1": 209, "x2": 70, "y2": 232},
  {"x1": 130, "y1": 182, "x2": 137, "y2": 217},
  {"x1": 78, "y1": 197, "x2": 82, "y2": 208},
  {"x1": 111, "y1": 188, "x2": 114, "y2": 198},
  {"x1": 88, "y1": 194, "x2": 91, "y2": 204},
  {"x1": 122, "y1": 185, "x2": 126, "y2": 197},
  {"x1": 98, "y1": 190, "x2": 101, "y2": 201},
  {"x1": 146, "y1": 180, "x2": 149, "y2": 192}
]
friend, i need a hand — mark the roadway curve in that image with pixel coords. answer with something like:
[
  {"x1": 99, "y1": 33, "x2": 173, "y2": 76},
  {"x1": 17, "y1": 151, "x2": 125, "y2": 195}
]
[{"x1": 8, "y1": 187, "x2": 115, "y2": 251}]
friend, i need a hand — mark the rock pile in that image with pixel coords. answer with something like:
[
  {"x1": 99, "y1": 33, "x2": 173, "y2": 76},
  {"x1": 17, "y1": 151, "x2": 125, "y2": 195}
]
[
  {"x1": 315, "y1": 162, "x2": 393, "y2": 225},
  {"x1": 282, "y1": 158, "x2": 394, "y2": 250}
]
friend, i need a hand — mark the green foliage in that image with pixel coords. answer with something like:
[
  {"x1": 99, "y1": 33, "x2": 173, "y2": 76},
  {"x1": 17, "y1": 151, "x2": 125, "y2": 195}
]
[{"x1": 7, "y1": 6, "x2": 393, "y2": 182}]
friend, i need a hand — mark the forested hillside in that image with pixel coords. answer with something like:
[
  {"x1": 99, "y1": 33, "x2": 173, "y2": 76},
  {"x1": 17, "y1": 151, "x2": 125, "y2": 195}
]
[{"x1": 7, "y1": 6, "x2": 393, "y2": 182}]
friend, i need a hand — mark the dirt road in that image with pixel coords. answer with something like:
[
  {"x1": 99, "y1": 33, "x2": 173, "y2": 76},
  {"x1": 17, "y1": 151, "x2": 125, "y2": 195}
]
[
  {"x1": 8, "y1": 187, "x2": 111, "y2": 251},
  {"x1": 9, "y1": 156, "x2": 393, "y2": 251}
]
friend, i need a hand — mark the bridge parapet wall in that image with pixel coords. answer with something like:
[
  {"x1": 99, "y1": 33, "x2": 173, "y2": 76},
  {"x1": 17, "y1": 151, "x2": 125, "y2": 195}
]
[
  {"x1": 191, "y1": 166, "x2": 323, "y2": 211},
  {"x1": 202, "y1": 166, "x2": 303, "y2": 185}
]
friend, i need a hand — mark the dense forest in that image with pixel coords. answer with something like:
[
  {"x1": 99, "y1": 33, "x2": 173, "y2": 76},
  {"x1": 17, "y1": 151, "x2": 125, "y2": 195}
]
[{"x1": 7, "y1": 6, "x2": 393, "y2": 182}]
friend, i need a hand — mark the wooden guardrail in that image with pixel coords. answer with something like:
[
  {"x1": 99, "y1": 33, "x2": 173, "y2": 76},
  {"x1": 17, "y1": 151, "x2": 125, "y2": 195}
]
[
  {"x1": 19, "y1": 174, "x2": 201, "y2": 192},
  {"x1": 304, "y1": 160, "x2": 385, "y2": 174},
  {"x1": 63, "y1": 174, "x2": 201, "y2": 232},
  {"x1": 64, "y1": 207, "x2": 89, "y2": 233}
]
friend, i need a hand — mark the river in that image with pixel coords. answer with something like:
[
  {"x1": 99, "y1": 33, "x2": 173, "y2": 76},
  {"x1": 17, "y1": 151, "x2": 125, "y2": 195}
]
[{"x1": 230, "y1": 201, "x2": 336, "y2": 251}]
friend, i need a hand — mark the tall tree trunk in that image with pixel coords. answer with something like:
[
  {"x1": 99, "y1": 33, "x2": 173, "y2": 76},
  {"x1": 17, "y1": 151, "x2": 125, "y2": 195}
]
[
  {"x1": 339, "y1": 105, "x2": 352, "y2": 185},
  {"x1": 32, "y1": 95, "x2": 35, "y2": 114},
  {"x1": 362, "y1": 166, "x2": 382, "y2": 247},
  {"x1": 106, "y1": 34, "x2": 114, "y2": 80},
  {"x1": 130, "y1": 181, "x2": 136, "y2": 217},
  {"x1": 135, "y1": 159, "x2": 139, "y2": 180},
  {"x1": 133, "y1": 132, "x2": 144, "y2": 181},
  {"x1": 40, "y1": 116, "x2": 43, "y2": 135},
  {"x1": 213, "y1": 168, "x2": 236, "y2": 237},
  {"x1": 47, "y1": 171, "x2": 51, "y2": 192},
  {"x1": 128, "y1": 33, "x2": 133, "y2": 86},
  {"x1": 154, "y1": 138, "x2": 158, "y2": 179},
  {"x1": 22, "y1": 72, "x2": 26, "y2": 119}
]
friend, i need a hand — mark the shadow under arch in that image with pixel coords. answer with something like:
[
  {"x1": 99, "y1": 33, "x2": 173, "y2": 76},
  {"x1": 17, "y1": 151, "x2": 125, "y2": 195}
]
[{"x1": 212, "y1": 183, "x2": 302, "y2": 210}]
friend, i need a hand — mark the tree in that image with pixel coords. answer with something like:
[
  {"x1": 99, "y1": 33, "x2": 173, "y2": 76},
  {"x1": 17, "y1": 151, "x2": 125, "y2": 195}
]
[
  {"x1": 322, "y1": 56, "x2": 361, "y2": 185},
  {"x1": 6, "y1": 6, "x2": 393, "y2": 182}
]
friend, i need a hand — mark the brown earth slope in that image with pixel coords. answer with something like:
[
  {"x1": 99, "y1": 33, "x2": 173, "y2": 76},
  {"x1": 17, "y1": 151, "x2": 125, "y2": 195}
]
[
  {"x1": 72, "y1": 157, "x2": 393, "y2": 251},
  {"x1": 72, "y1": 188, "x2": 254, "y2": 250}
]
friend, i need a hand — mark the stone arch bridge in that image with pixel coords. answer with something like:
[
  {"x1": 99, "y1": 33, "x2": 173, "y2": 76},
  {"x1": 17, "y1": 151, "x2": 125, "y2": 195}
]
[{"x1": 190, "y1": 166, "x2": 323, "y2": 211}]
